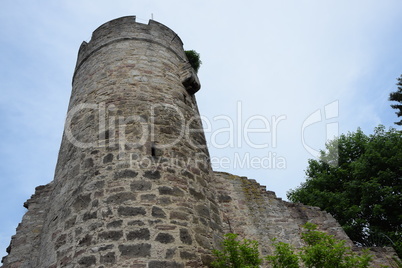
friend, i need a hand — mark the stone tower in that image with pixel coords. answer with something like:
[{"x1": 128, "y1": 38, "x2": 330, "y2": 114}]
[
  {"x1": 2, "y1": 16, "x2": 221, "y2": 267},
  {"x1": 2, "y1": 16, "x2": 399, "y2": 268}
]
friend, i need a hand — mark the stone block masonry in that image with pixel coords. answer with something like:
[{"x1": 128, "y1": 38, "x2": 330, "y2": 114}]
[{"x1": 1, "y1": 16, "x2": 399, "y2": 268}]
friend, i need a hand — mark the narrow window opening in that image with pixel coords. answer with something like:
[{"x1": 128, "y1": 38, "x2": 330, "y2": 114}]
[{"x1": 151, "y1": 142, "x2": 156, "y2": 158}]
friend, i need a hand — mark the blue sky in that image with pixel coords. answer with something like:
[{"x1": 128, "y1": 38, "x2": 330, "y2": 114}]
[{"x1": 1, "y1": 0, "x2": 402, "y2": 256}]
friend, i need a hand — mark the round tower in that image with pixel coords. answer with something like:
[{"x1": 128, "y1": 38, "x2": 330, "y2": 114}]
[{"x1": 36, "y1": 16, "x2": 220, "y2": 267}]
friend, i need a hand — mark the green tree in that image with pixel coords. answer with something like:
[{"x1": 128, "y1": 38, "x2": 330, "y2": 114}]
[
  {"x1": 390, "y1": 75, "x2": 402, "y2": 126},
  {"x1": 211, "y1": 233, "x2": 262, "y2": 268},
  {"x1": 287, "y1": 126, "x2": 402, "y2": 257}
]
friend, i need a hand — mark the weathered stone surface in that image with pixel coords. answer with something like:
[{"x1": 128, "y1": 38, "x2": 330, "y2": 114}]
[
  {"x1": 158, "y1": 186, "x2": 184, "y2": 196},
  {"x1": 106, "y1": 192, "x2": 136, "y2": 204},
  {"x1": 118, "y1": 244, "x2": 151, "y2": 257},
  {"x1": 180, "y1": 250, "x2": 196, "y2": 259},
  {"x1": 196, "y1": 205, "x2": 210, "y2": 218},
  {"x1": 155, "y1": 225, "x2": 176, "y2": 231},
  {"x1": 83, "y1": 158, "x2": 94, "y2": 169},
  {"x1": 141, "y1": 194, "x2": 156, "y2": 201},
  {"x1": 98, "y1": 231, "x2": 123, "y2": 241},
  {"x1": 73, "y1": 194, "x2": 91, "y2": 211},
  {"x1": 218, "y1": 194, "x2": 232, "y2": 203},
  {"x1": 189, "y1": 188, "x2": 205, "y2": 200},
  {"x1": 127, "y1": 229, "x2": 150, "y2": 241},
  {"x1": 115, "y1": 169, "x2": 138, "y2": 179},
  {"x1": 179, "y1": 228, "x2": 193, "y2": 245},
  {"x1": 157, "y1": 197, "x2": 172, "y2": 205},
  {"x1": 103, "y1": 153, "x2": 113, "y2": 163},
  {"x1": 165, "y1": 248, "x2": 176, "y2": 259},
  {"x1": 128, "y1": 220, "x2": 145, "y2": 226},
  {"x1": 144, "y1": 170, "x2": 161, "y2": 180},
  {"x1": 78, "y1": 255, "x2": 96, "y2": 266},
  {"x1": 117, "y1": 207, "x2": 146, "y2": 217},
  {"x1": 151, "y1": 206, "x2": 166, "y2": 218},
  {"x1": 148, "y1": 260, "x2": 184, "y2": 268},
  {"x1": 195, "y1": 234, "x2": 211, "y2": 249},
  {"x1": 78, "y1": 234, "x2": 92, "y2": 247},
  {"x1": 100, "y1": 252, "x2": 115, "y2": 264},
  {"x1": 170, "y1": 211, "x2": 189, "y2": 221},
  {"x1": 155, "y1": 233, "x2": 175, "y2": 244},
  {"x1": 55, "y1": 234, "x2": 67, "y2": 249},
  {"x1": 106, "y1": 220, "x2": 123, "y2": 229},
  {"x1": 82, "y1": 211, "x2": 97, "y2": 221},
  {"x1": 130, "y1": 181, "x2": 152, "y2": 191},
  {"x1": 98, "y1": 244, "x2": 113, "y2": 252}
]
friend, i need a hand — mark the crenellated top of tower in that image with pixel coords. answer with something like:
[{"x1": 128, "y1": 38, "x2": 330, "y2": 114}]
[{"x1": 74, "y1": 16, "x2": 187, "y2": 81}]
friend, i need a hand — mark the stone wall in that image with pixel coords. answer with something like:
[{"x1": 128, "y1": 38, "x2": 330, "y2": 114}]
[
  {"x1": 214, "y1": 172, "x2": 352, "y2": 252},
  {"x1": 1, "y1": 184, "x2": 53, "y2": 268},
  {"x1": 214, "y1": 171, "x2": 400, "y2": 267},
  {"x1": 1, "y1": 16, "x2": 400, "y2": 268}
]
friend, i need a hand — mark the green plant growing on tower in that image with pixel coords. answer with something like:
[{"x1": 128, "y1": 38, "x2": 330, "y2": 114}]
[{"x1": 185, "y1": 50, "x2": 202, "y2": 73}]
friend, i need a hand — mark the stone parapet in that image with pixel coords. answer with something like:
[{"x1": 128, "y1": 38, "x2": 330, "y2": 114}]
[{"x1": 74, "y1": 17, "x2": 185, "y2": 81}]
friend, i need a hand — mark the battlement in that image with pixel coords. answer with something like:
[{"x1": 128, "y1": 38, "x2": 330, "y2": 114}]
[{"x1": 74, "y1": 16, "x2": 186, "y2": 81}]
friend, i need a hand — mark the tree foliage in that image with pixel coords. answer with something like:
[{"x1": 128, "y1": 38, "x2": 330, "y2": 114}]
[
  {"x1": 390, "y1": 75, "x2": 402, "y2": 126},
  {"x1": 287, "y1": 126, "x2": 402, "y2": 257}
]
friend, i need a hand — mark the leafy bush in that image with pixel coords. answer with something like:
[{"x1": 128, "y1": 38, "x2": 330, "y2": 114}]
[
  {"x1": 299, "y1": 222, "x2": 372, "y2": 268},
  {"x1": 266, "y1": 223, "x2": 372, "y2": 268},
  {"x1": 185, "y1": 50, "x2": 202, "y2": 73},
  {"x1": 211, "y1": 233, "x2": 262, "y2": 268},
  {"x1": 266, "y1": 239, "x2": 299, "y2": 268},
  {"x1": 212, "y1": 224, "x2": 374, "y2": 268}
]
